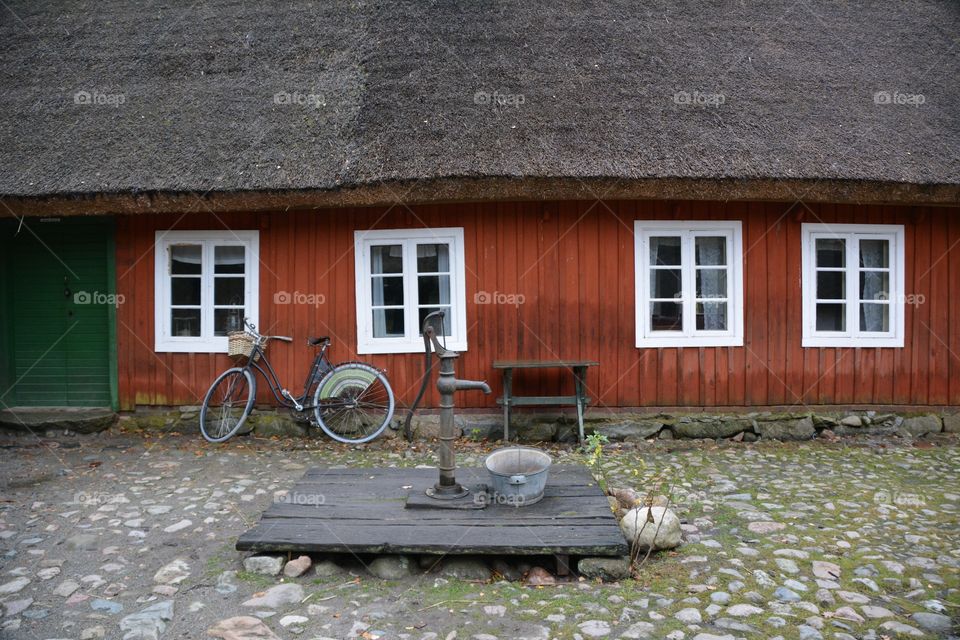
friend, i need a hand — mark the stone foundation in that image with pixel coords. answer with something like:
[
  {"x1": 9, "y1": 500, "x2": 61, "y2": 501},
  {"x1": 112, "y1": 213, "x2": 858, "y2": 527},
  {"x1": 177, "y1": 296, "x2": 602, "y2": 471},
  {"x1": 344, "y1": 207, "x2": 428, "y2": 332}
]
[{"x1": 106, "y1": 406, "x2": 957, "y2": 442}]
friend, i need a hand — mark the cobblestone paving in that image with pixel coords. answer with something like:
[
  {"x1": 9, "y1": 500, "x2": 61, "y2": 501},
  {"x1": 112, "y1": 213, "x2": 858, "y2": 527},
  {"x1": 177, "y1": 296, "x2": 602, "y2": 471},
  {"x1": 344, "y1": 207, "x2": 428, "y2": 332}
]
[{"x1": 0, "y1": 430, "x2": 957, "y2": 639}]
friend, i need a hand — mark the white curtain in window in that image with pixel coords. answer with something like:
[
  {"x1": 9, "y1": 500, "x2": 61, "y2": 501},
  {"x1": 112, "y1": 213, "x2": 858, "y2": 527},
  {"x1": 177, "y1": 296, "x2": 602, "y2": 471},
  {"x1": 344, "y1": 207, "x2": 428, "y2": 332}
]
[
  {"x1": 860, "y1": 241, "x2": 886, "y2": 331},
  {"x1": 371, "y1": 248, "x2": 386, "y2": 337},
  {"x1": 697, "y1": 238, "x2": 725, "y2": 330}
]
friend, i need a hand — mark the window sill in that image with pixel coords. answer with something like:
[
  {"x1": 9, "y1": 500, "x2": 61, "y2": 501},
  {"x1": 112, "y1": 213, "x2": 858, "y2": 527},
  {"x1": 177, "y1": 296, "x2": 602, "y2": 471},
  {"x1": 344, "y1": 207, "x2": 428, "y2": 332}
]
[
  {"x1": 636, "y1": 336, "x2": 744, "y2": 348},
  {"x1": 155, "y1": 338, "x2": 229, "y2": 353},
  {"x1": 358, "y1": 339, "x2": 468, "y2": 355},
  {"x1": 802, "y1": 336, "x2": 904, "y2": 348}
]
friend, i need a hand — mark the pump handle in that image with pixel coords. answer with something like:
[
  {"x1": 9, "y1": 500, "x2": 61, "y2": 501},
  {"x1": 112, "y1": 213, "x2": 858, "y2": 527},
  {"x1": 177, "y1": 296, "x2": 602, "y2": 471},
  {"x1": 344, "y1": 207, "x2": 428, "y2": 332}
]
[{"x1": 403, "y1": 310, "x2": 446, "y2": 441}]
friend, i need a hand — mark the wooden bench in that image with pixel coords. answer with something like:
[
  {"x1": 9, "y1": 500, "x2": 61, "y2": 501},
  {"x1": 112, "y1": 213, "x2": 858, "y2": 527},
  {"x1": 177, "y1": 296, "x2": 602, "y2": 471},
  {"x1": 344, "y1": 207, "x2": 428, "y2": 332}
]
[{"x1": 493, "y1": 360, "x2": 599, "y2": 442}]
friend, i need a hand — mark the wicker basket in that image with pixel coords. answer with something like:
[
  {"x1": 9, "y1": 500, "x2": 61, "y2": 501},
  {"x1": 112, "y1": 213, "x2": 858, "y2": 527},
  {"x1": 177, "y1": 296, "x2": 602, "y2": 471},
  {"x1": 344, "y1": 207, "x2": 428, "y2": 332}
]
[{"x1": 227, "y1": 331, "x2": 262, "y2": 362}]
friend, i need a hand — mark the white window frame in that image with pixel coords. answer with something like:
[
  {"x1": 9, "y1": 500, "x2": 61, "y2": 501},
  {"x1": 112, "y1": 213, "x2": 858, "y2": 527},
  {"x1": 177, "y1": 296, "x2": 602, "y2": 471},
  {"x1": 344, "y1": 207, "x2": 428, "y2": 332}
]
[
  {"x1": 354, "y1": 228, "x2": 468, "y2": 354},
  {"x1": 154, "y1": 230, "x2": 260, "y2": 353},
  {"x1": 634, "y1": 220, "x2": 744, "y2": 348},
  {"x1": 801, "y1": 223, "x2": 905, "y2": 348}
]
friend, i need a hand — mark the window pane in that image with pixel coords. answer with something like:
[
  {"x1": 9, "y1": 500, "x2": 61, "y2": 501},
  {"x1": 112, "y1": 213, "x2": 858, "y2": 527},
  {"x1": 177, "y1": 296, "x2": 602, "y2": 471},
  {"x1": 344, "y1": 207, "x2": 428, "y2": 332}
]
[
  {"x1": 171, "y1": 277, "x2": 201, "y2": 305},
  {"x1": 417, "y1": 243, "x2": 449, "y2": 273},
  {"x1": 695, "y1": 237, "x2": 726, "y2": 266},
  {"x1": 649, "y1": 237, "x2": 681, "y2": 266},
  {"x1": 816, "y1": 238, "x2": 845, "y2": 268},
  {"x1": 214, "y1": 309, "x2": 245, "y2": 336},
  {"x1": 170, "y1": 245, "x2": 201, "y2": 274},
  {"x1": 859, "y1": 240, "x2": 889, "y2": 268},
  {"x1": 171, "y1": 309, "x2": 201, "y2": 336},
  {"x1": 418, "y1": 275, "x2": 450, "y2": 305},
  {"x1": 860, "y1": 303, "x2": 889, "y2": 332},
  {"x1": 696, "y1": 269, "x2": 727, "y2": 299},
  {"x1": 371, "y1": 276, "x2": 404, "y2": 306},
  {"x1": 372, "y1": 308, "x2": 405, "y2": 338},
  {"x1": 859, "y1": 271, "x2": 889, "y2": 302},
  {"x1": 816, "y1": 303, "x2": 845, "y2": 331},
  {"x1": 816, "y1": 271, "x2": 845, "y2": 300},
  {"x1": 419, "y1": 307, "x2": 452, "y2": 336},
  {"x1": 650, "y1": 302, "x2": 682, "y2": 331},
  {"x1": 371, "y1": 245, "x2": 403, "y2": 274},
  {"x1": 650, "y1": 269, "x2": 682, "y2": 299},
  {"x1": 215, "y1": 277, "x2": 245, "y2": 305},
  {"x1": 214, "y1": 246, "x2": 245, "y2": 274},
  {"x1": 696, "y1": 302, "x2": 727, "y2": 331}
]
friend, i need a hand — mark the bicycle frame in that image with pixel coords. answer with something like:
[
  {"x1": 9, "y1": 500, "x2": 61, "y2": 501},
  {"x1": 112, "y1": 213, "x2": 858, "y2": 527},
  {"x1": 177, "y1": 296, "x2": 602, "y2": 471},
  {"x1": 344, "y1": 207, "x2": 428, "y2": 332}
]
[{"x1": 241, "y1": 342, "x2": 334, "y2": 412}]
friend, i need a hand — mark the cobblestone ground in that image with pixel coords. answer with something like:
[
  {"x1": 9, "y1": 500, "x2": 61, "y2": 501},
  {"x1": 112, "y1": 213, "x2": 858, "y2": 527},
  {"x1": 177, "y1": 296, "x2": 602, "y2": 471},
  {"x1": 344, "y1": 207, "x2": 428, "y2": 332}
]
[{"x1": 0, "y1": 429, "x2": 957, "y2": 640}]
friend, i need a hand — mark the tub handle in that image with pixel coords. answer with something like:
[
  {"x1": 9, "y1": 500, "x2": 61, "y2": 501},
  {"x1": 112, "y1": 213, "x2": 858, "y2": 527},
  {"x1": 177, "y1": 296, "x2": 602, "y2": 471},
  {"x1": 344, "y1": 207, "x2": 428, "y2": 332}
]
[{"x1": 509, "y1": 474, "x2": 527, "y2": 485}]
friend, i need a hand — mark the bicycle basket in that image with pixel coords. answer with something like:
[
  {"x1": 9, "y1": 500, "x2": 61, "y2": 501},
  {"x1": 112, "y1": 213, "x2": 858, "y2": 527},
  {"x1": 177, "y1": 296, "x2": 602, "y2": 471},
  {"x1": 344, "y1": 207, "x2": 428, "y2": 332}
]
[{"x1": 227, "y1": 331, "x2": 262, "y2": 362}]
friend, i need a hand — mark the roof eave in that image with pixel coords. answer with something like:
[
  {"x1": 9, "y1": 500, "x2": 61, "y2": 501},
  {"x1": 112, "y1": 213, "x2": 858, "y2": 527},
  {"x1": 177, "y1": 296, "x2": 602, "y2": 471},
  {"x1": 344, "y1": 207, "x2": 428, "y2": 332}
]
[{"x1": 2, "y1": 177, "x2": 958, "y2": 217}]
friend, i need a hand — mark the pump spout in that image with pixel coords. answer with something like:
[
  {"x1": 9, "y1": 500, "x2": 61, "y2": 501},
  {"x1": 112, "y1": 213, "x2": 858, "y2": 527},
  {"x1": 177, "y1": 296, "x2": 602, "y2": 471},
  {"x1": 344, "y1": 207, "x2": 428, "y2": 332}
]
[{"x1": 444, "y1": 378, "x2": 491, "y2": 395}]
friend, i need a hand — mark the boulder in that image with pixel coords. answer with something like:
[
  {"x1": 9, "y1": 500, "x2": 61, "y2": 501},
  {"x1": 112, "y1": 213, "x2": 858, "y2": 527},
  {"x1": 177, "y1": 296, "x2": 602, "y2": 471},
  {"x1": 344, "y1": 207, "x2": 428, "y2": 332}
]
[
  {"x1": 207, "y1": 616, "x2": 280, "y2": 640},
  {"x1": 599, "y1": 420, "x2": 663, "y2": 441},
  {"x1": 118, "y1": 600, "x2": 174, "y2": 640},
  {"x1": 0, "y1": 408, "x2": 116, "y2": 434},
  {"x1": 368, "y1": 555, "x2": 413, "y2": 579},
  {"x1": 282, "y1": 555, "x2": 312, "y2": 578},
  {"x1": 942, "y1": 412, "x2": 960, "y2": 433},
  {"x1": 438, "y1": 558, "x2": 491, "y2": 581},
  {"x1": 242, "y1": 555, "x2": 284, "y2": 576},
  {"x1": 755, "y1": 417, "x2": 815, "y2": 441},
  {"x1": 909, "y1": 612, "x2": 953, "y2": 635},
  {"x1": 673, "y1": 419, "x2": 751, "y2": 439},
  {"x1": 247, "y1": 413, "x2": 308, "y2": 438},
  {"x1": 619, "y1": 506, "x2": 682, "y2": 551},
  {"x1": 578, "y1": 556, "x2": 632, "y2": 581},
  {"x1": 899, "y1": 414, "x2": 942, "y2": 437},
  {"x1": 241, "y1": 583, "x2": 304, "y2": 608},
  {"x1": 152, "y1": 559, "x2": 190, "y2": 585}
]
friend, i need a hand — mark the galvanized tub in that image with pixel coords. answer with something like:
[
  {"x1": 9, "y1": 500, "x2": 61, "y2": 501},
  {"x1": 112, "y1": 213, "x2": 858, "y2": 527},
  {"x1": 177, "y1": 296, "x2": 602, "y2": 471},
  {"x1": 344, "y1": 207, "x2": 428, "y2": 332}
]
[{"x1": 484, "y1": 446, "x2": 552, "y2": 506}]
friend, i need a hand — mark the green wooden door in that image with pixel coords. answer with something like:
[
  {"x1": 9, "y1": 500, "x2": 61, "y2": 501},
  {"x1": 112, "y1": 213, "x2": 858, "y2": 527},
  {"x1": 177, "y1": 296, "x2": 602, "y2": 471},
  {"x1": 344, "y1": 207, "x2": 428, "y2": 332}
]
[{"x1": 0, "y1": 217, "x2": 117, "y2": 408}]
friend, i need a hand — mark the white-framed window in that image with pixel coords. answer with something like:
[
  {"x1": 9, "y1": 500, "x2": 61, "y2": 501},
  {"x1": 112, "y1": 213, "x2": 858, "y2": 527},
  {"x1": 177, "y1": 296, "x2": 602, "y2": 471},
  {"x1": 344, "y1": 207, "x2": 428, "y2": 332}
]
[
  {"x1": 354, "y1": 228, "x2": 468, "y2": 354},
  {"x1": 801, "y1": 223, "x2": 905, "y2": 348},
  {"x1": 634, "y1": 220, "x2": 744, "y2": 347},
  {"x1": 154, "y1": 230, "x2": 259, "y2": 353}
]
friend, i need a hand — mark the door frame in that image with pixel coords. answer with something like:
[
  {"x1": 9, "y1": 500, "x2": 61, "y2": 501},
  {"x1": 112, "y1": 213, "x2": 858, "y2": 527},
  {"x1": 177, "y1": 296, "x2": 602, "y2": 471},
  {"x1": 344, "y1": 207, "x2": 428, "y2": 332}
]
[{"x1": 0, "y1": 216, "x2": 118, "y2": 410}]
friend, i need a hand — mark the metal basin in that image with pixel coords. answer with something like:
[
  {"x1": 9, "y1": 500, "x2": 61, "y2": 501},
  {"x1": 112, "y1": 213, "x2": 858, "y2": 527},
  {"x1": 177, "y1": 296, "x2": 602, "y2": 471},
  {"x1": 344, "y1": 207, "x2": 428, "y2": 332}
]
[{"x1": 484, "y1": 446, "x2": 552, "y2": 506}]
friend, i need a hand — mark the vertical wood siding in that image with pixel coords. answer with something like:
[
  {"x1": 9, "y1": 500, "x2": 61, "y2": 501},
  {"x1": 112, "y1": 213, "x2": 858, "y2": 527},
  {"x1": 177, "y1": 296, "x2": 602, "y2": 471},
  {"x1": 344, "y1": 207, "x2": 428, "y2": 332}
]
[{"x1": 115, "y1": 201, "x2": 960, "y2": 410}]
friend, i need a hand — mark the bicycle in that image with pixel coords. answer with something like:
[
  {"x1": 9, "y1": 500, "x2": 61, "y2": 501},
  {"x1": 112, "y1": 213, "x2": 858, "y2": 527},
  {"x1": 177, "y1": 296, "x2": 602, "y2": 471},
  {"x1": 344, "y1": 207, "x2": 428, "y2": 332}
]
[{"x1": 199, "y1": 319, "x2": 395, "y2": 444}]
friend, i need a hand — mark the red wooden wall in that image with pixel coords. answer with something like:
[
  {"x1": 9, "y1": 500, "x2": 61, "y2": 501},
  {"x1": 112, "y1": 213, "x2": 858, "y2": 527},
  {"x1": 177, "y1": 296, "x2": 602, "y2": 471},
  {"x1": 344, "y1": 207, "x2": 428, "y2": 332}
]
[{"x1": 115, "y1": 200, "x2": 960, "y2": 411}]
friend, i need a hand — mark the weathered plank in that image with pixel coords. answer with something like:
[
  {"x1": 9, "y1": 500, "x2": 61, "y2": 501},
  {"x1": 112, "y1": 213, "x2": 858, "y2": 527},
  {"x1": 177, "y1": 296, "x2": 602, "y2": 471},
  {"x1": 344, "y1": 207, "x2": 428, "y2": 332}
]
[{"x1": 236, "y1": 464, "x2": 628, "y2": 556}]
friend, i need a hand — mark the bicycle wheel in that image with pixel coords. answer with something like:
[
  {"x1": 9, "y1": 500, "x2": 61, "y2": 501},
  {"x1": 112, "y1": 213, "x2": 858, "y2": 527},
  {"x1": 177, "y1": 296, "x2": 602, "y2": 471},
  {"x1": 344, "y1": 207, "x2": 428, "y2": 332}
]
[
  {"x1": 199, "y1": 367, "x2": 256, "y2": 443},
  {"x1": 313, "y1": 363, "x2": 395, "y2": 444}
]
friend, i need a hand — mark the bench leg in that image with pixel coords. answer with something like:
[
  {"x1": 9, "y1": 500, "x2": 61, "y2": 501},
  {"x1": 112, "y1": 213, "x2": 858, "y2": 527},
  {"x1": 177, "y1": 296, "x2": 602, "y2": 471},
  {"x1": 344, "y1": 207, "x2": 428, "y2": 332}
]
[
  {"x1": 574, "y1": 366, "x2": 586, "y2": 443},
  {"x1": 555, "y1": 553, "x2": 571, "y2": 577},
  {"x1": 502, "y1": 369, "x2": 512, "y2": 441}
]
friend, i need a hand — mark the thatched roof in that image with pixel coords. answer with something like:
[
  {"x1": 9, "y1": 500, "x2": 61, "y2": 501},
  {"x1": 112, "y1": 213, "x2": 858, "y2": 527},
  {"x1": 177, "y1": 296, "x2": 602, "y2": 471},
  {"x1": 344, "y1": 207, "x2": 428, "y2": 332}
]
[{"x1": 1, "y1": 0, "x2": 958, "y2": 213}]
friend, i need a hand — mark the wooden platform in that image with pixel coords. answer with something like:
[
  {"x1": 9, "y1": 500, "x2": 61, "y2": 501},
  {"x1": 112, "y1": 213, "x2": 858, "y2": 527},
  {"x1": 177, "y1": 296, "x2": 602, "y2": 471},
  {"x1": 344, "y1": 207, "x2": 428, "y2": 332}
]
[{"x1": 236, "y1": 465, "x2": 628, "y2": 556}]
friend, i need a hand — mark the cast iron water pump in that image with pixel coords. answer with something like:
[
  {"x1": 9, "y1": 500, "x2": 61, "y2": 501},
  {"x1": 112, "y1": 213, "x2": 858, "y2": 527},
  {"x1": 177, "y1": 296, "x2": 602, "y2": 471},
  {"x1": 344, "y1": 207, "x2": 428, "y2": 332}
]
[{"x1": 404, "y1": 310, "x2": 490, "y2": 499}]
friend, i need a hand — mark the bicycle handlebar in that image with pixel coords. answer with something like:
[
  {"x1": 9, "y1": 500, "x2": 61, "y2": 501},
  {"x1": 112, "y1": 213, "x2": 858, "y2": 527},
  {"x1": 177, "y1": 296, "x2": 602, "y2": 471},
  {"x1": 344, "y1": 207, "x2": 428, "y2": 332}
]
[{"x1": 243, "y1": 318, "x2": 292, "y2": 343}]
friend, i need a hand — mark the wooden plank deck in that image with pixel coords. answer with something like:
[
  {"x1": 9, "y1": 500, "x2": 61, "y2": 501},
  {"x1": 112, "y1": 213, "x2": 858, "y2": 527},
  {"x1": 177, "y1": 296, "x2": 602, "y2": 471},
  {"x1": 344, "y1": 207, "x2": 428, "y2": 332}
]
[{"x1": 236, "y1": 465, "x2": 628, "y2": 556}]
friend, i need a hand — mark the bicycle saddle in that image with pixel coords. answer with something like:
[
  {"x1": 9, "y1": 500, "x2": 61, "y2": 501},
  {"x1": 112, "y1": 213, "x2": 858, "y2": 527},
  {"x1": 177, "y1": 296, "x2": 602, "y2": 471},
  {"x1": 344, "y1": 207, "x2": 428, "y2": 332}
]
[{"x1": 308, "y1": 336, "x2": 330, "y2": 346}]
